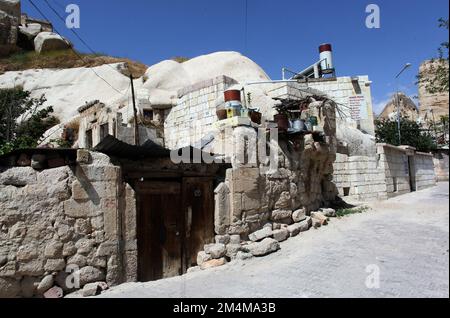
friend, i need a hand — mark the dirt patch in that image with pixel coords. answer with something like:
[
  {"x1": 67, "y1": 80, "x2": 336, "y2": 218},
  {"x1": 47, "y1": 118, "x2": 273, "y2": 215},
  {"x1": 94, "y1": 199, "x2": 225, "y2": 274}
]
[{"x1": 0, "y1": 50, "x2": 148, "y2": 78}]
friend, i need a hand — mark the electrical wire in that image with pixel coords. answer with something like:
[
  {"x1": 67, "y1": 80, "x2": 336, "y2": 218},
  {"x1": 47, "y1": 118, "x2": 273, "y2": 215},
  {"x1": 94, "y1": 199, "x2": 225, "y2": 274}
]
[
  {"x1": 42, "y1": 0, "x2": 123, "y2": 74},
  {"x1": 27, "y1": 0, "x2": 126, "y2": 96}
]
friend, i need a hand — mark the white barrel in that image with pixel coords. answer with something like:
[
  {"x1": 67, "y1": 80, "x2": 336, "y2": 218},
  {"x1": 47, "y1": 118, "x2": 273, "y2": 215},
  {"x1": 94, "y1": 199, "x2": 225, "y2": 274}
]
[{"x1": 319, "y1": 44, "x2": 334, "y2": 71}]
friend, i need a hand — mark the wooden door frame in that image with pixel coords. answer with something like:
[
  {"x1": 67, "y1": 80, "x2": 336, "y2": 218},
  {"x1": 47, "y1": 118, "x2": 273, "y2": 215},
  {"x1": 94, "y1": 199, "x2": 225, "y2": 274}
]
[
  {"x1": 181, "y1": 176, "x2": 215, "y2": 273},
  {"x1": 134, "y1": 176, "x2": 215, "y2": 281}
]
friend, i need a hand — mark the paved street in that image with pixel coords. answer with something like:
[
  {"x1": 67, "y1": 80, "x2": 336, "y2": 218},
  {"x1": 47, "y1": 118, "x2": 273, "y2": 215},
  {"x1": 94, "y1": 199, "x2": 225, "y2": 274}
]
[{"x1": 100, "y1": 183, "x2": 449, "y2": 298}]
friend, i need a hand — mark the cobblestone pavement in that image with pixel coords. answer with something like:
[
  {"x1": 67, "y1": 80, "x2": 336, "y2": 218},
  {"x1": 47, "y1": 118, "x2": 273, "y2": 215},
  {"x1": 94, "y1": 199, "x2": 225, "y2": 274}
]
[{"x1": 99, "y1": 183, "x2": 449, "y2": 298}]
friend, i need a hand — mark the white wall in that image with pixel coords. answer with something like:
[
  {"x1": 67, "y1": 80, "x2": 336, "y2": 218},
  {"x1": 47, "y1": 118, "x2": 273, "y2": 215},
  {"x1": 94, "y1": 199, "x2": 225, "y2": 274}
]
[{"x1": 306, "y1": 76, "x2": 375, "y2": 135}]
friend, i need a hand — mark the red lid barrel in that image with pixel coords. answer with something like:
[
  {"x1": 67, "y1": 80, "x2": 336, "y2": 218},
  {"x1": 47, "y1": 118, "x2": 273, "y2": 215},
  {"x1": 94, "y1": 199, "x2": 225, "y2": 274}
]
[
  {"x1": 319, "y1": 43, "x2": 333, "y2": 53},
  {"x1": 224, "y1": 90, "x2": 241, "y2": 102}
]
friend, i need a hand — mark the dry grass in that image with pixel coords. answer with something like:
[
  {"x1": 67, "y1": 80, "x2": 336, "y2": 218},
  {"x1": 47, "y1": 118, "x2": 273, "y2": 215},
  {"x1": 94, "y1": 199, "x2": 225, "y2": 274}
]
[{"x1": 0, "y1": 50, "x2": 148, "y2": 78}]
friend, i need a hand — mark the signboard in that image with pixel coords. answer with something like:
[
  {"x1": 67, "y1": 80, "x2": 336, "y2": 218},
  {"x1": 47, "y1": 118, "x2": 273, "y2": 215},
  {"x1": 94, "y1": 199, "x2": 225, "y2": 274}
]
[{"x1": 348, "y1": 95, "x2": 366, "y2": 121}]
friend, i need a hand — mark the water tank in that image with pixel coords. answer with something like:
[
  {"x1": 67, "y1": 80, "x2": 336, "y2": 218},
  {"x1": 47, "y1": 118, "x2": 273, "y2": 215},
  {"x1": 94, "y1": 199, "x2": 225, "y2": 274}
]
[{"x1": 319, "y1": 44, "x2": 334, "y2": 73}]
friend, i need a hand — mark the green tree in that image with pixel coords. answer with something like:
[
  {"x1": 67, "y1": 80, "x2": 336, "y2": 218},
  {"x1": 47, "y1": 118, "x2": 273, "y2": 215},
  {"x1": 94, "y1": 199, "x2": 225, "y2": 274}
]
[
  {"x1": 375, "y1": 118, "x2": 437, "y2": 152},
  {"x1": 418, "y1": 18, "x2": 449, "y2": 94},
  {"x1": 0, "y1": 87, "x2": 59, "y2": 155}
]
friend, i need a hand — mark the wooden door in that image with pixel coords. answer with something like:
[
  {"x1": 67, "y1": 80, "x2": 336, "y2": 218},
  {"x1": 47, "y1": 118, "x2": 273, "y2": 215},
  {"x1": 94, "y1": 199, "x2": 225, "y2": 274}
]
[
  {"x1": 137, "y1": 181, "x2": 184, "y2": 281},
  {"x1": 182, "y1": 178, "x2": 215, "y2": 270}
]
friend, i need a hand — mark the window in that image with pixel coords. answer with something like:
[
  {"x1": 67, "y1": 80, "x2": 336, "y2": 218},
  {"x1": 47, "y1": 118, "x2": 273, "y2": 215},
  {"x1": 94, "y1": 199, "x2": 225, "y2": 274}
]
[
  {"x1": 86, "y1": 129, "x2": 93, "y2": 149},
  {"x1": 100, "y1": 123, "x2": 109, "y2": 140},
  {"x1": 143, "y1": 109, "x2": 154, "y2": 122},
  {"x1": 343, "y1": 187, "x2": 350, "y2": 197}
]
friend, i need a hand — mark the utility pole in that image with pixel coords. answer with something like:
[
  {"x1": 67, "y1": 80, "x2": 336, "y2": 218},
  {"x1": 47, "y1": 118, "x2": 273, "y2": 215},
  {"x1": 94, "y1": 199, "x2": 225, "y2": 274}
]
[
  {"x1": 395, "y1": 63, "x2": 412, "y2": 145},
  {"x1": 130, "y1": 74, "x2": 140, "y2": 146}
]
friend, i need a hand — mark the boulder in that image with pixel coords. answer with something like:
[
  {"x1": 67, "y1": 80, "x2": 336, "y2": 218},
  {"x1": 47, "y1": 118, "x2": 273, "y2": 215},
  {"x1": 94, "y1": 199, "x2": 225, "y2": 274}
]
[
  {"x1": 320, "y1": 208, "x2": 337, "y2": 217},
  {"x1": 44, "y1": 259, "x2": 66, "y2": 272},
  {"x1": 272, "y1": 228, "x2": 289, "y2": 242},
  {"x1": 270, "y1": 210, "x2": 293, "y2": 224},
  {"x1": 43, "y1": 286, "x2": 64, "y2": 298},
  {"x1": 82, "y1": 282, "x2": 107, "y2": 297},
  {"x1": 34, "y1": 32, "x2": 71, "y2": 53},
  {"x1": 44, "y1": 241, "x2": 64, "y2": 259},
  {"x1": 298, "y1": 217, "x2": 312, "y2": 232},
  {"x1": 78, "y1": 266, "x2": 105, "y2": 287},
  {"x1": 75, "y1": 238, "x2": 94, "y2": 255},
  {"x1": 196, "y1": 251, "x2": 211, "y2": 266},
  {"x1": 215, "y1": 234, "x2": 230, "y2": 245},
  {"x1": 287, "y1": 223, "x2": 302, "y2": 237},
  {"x1": 37, "y1": 275, "x2": 54, "y2": 295},
  {"x1": 82, "y1": 282, "x2": 101, "y2": 297},
  {"x1": 200, "y1": 258, "x2": 227, "y2": 270},
  {"x1": 63, "y1": 242, "x2": 77, "y2": 257},
  {"x1": 19, "y1": 23, "x2": 42, "y2": 39},
  {"x1": 244, "y1": 238, "x2": 280, "y2": 257},
  {"x1": 311, "y1": 218, "x2": 322, "y2": 229},
  {"x1": 225, "y1": 244, "x2": 241, "y2": 259},
  {"x1": 311, "y1": 212, "x2": 328, "y2": 226},
  {"x1": 235, "y1": 251, "x2": 253, "y2": 260},
  {"x1": 229, "y1": 234, "x2": 241, "y2": 245},
  {"x1": 204, "y1": 243, "x2": 226, "y2": 259},
  {"x1": 67, "y1": 254, "x2": 87, "y2": 267},
  {"x1": 292, "y1": 208, "x2": 307, "y2": 223},
  {"x1": 248, "y1": 227, "x2": 273, "y2": 242}
]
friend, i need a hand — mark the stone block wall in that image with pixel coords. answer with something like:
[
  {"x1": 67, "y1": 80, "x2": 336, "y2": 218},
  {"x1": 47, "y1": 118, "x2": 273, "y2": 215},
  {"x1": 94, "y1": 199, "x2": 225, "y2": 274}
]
[
  {"x1": 333, "y1": 154, "x2": 387, "y2": 201},
  {"x1": 164, "y1": 75, "x2": 238, "y2": 149},
  {"x1": 0, "y1": 150, "x2": 124, "y2": 298},
  {"x1": 304, "y1": 76, "x2": 376, "y2": 135},
  {"x1": 213, "y1": 98, "x2": 339, "y2": 240},
  {"x1": 414, "y1": 152, "x2": 437, "y2": 190},
  {"x1": 377, "y1": 144, "x2": 411, "y2": 197},
  {"x1": 333, "y1": 144, "x2": 438, "y2": 202},
  {"x1": 433, "y1": 152, "x2": 449, "y2": 182}
]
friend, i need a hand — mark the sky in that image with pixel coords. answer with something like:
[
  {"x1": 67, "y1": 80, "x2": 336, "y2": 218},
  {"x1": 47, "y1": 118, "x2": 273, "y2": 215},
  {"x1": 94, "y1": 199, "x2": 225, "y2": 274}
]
[{"x1": 22, "y1": 0, "x2": 449, "y2": 114}]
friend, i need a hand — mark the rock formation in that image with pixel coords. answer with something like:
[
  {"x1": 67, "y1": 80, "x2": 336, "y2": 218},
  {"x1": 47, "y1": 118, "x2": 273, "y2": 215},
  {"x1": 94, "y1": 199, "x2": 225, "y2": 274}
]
[
  {"x1": 378, "y1": 92, "x2": 419, "y2": 121},
  {"x1": 0, "y1": 0, "x2": 20, "y2": 55},
  {"x1": 418, "y1": 60, "x2": 449, "y2": 120}
]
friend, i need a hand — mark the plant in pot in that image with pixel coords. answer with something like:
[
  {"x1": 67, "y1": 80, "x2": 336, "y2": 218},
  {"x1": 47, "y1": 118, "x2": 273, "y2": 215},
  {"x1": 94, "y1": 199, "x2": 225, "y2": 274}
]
[
  {"x1": 245, "y1": 93, "x2": 262, "y2": 124},
  {"x1": 273, "y1": 104, "x2": 290, "y2": 132}
]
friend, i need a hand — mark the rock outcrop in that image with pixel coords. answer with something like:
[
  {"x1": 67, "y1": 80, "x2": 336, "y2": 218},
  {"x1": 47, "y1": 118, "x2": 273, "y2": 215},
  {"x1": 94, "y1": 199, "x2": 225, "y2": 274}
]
[
  {"x1": 34, "y1": 32, "x2": 71, "y2": 53},
  {"x1": 0, "y1": 0, "x2": 20, "y2": 55},
  {"x1": 419, "y1": 60, "x2": 450, "y2": 120}
]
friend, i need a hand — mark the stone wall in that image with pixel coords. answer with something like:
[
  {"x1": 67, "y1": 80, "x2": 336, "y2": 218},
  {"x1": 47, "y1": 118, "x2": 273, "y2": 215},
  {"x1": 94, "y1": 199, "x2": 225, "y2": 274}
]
[
  {"x1": 333, "y1": 154, "x2": 387, "y2": 201},
  {"x1": 304, "y1": 76, "x2": 376, "y2": 135},
  {"x1": 433, "y1": 151, "x2": 449, "y2": 182},
  {"x1": 414, "y1": 152, "x2": 438, "y2": 190},
  {"x1": 0, "y1": 150, "x2": 124, "y2": 298},
  {"x1": 164, "y1": 76, "x2": 238, "y2": 149},
  {"x1": 213, "y1": 98, "x2": 338, "y2": 240},
  {"x1": 332, "y1": 144, "x2": 437, "y2": 202},
  {"x1": 377, "y1": 144, "x2": 412, "y2": 197}
]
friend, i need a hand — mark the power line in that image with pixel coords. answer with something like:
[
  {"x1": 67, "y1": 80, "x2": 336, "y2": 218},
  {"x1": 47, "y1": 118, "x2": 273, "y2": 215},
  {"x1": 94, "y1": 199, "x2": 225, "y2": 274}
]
[
  {"x1": 42, "y1": 0, "x2": 132, "y2": 76},
  {"x1": 27, "y1": 0, "x2": 126, "y2": 96}
]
